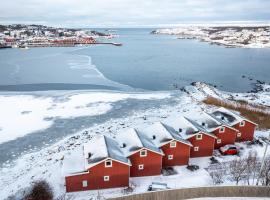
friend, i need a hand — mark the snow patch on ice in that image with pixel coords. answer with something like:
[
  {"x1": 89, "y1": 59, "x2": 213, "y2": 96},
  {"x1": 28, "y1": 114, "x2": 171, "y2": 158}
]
[{"x1": 0, "y1": 91, "x2": 170, "y2": 144}]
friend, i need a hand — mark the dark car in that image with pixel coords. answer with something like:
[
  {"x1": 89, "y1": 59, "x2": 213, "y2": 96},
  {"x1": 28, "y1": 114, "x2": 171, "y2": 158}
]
[{"x1": 219, "y1": 145, "x2": 238, "y2": 155}]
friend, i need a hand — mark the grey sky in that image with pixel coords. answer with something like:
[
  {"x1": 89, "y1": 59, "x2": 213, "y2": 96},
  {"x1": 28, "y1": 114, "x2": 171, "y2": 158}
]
[{"x1": 0, "y1": 0, "x2": 269, "y2": 27}]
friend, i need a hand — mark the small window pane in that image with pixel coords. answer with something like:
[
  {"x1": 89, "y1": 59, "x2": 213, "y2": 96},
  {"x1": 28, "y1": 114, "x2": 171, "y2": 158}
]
[
  {"x1": 140, "y1": 150, "x2": 147, "y2": 157},
  {"x1": 170, "y1": 141, "x2": 176, "y2": 148},
  {"x1": 105, "y1": 160, "x2": 112, "y2": 167},
  {"x1": 138, "y1": 164, "x2": 144, "y2": 170},
  {"x1": 82, "y1": 180, "x2": 88, "y2": 187}
]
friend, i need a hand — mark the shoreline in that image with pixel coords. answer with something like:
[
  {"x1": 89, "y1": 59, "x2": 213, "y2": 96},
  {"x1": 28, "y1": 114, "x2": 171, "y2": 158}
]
[
  {"x1": 1, "y1": 82, "x2": 270, "y2": 199},
  {"x1": 0, "y1": 42, "x2": 123, "y2": 49}
]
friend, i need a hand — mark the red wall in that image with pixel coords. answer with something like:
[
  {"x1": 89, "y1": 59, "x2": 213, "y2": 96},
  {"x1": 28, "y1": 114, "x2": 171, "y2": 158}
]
[
  {"x1": 65, "y1": 159, "x2": 129, "y2": 192},
  {"x1": 188, "y1": 133, "x2": 215, "y2": 157},
  {"x1": 212, "y1": 126, "x2": 237, "y2": 149},
  {"x1": 129, "y1": 149, "x2": 162, "y2": 177},
  {"x1": 161, "y1": 141, "x2": 190, "y2": 166},
  {"x1": 233, "y1": 120, "x2": 256, "y2": 142}
]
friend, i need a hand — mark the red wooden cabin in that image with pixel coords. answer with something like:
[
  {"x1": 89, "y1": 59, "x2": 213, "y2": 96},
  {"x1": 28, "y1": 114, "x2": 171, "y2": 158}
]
[
  {"x1": 143, "y1": 122, "x2": 192, "y2": 167},
  {"x1": 117, "y1": 128, "x2": 163, "y2": 177},
  {"x1": 194, "y1": 112, "x2": 238, "y2": 149},
  {"x1": 64, "y1": 135, "x2": 130, "y2": 192},
  {"x1": 212, "y1": 107, "x2": 257, "y2": 142},
  {"x1": 168, "y1": 116, "x2": 216, "y2": 158}
]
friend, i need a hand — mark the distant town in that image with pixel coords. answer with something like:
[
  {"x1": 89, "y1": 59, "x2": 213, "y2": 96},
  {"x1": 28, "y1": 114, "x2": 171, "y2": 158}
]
[
  {"x1": 152, "y1": 25, "x2": 270, "y2": 48},
  {"x1": 0, "y1": 24, "x2": 120, "y2": 49}
]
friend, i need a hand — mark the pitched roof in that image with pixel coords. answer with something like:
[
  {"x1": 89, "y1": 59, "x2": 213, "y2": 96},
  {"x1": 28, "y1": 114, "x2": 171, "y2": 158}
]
[
  {"x1": 211, "y1": 107, "x2": 257, "y2": 126},
  {"x1": 116, "y1": 128, "x2": 162, "y2": 157},
  {"x1": 142, "y1": 122, "x2": 192, "y2": 147},
  {"x1": 62, "y1": 147, "x2": 86, "y2": 176},
  {"x1": 193, "y1": 112, "x2": 221, "y2": 131},
  {"x1": 193, "y1": 111, "x2": 239, "y2": 132},
  {"x1": 166, "y1": 116, "x2": 216, "y2": 139},
  {"x1": 84, "y1": 135, "x2": 129, "y2": 169}
]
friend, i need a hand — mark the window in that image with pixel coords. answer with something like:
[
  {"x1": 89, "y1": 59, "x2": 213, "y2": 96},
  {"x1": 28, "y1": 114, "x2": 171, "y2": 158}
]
[
  {"x1": 168, "y1": 155, "x2": 173, "y2": 160},
  {"x1": 196, "y1": 134, "x2": 203, "y2": 140},
  {"x1": 138, "y1": 164, "x2": 144, "y2": 170},
  {"x1": 240, "y1": 121, "x2": 245, "y2": 127},
  {"x1": 217, "y1": 139, "x2": 221, "y2": 144},
  {"x1": 219, "y1": 127, "x2": 225, "y2": 133},
  {"x1": 237, "y1": 132, "x2": 242, "y2": 137},
  {"x1": 170, "y1": 141, "x2": 176, "y2": 148},
  {"x1": 194, "y1": 147, "x2": 199, "y2": 151},
  {"x1": 140, "y1": 149, "x2": 147, "y2": 157},
  {"x1": 105, "y1": 159, "x2": 112, "y2": 168},
  {"x1": 82, "y1": 180, "x2": 88, "y2": 187},
  {"x1": 104, "y1": 176, "x2": 110, "y2": 181}
]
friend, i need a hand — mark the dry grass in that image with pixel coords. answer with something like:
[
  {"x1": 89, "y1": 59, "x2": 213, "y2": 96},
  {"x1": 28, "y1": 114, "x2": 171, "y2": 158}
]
[{"x1": 202, "y1": 96, "x2": 270, "y2": 130}]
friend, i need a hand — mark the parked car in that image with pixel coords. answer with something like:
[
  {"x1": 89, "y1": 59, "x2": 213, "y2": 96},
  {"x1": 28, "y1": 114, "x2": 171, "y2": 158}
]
[{"x1": 219, "y1": 145, "x2": 238, "y2": 155}]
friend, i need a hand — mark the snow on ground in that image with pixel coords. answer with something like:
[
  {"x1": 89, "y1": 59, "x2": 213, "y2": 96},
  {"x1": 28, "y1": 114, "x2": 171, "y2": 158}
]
[
  {"x1": 0, "y1": 91, "x2": 170, "y2": 144},
  {"x1": 1, "y1": 83, "x2": 270, "y2": 199}
]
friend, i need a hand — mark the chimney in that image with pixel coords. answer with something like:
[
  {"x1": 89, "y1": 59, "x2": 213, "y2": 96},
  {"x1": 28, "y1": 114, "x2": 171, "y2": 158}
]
[
  {"x1": 88, "y1": 152, "x2": 92, "y2": 158},
  {"x1": 121, "y1": 143, "x2": 126, "y2": 148},
  {"x1": 179, "y1": 128, "x2": 182, "y2": 133},
  {"x1": 202, "y1": 122, "x2": 206, "y2": 127},
  {"x1": 221, "y1": 116, "x2": 225, "y2": 120},
  {"x1": 152, "y1": 135, "x2": 156, "y2": 140}
]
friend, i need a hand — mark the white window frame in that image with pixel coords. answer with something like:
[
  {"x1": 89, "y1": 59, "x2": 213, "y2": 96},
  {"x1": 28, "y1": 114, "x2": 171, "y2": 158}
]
[
  {"x1": 105, "y1": 159, "x2": 112, "y2": 168},
  {"x1": 217, "y1": 139, "x2": 222, "y2": 144},
  {"x1": 104, "y1": 176, "x2": 110, "y2": 182},
  {"x1": 237, "y1": 132, "x2": 242, "y2": 137},
  {"x1": 194, "y1": 146, "x2": 199, "y2": 152},
  {"x1": 140, "y1": 149, "x2": 147, "y2": 157},
  {"x1": 196, "y1": 134, "x2": 203, "y2": 140},
  {"x1": 168, "y1": 155, "x2": 173, "y2": 160},
  {"x1": 219, "y1": 127, "x2": 225, "y2": 133},
  {"x1": 170, "y1": 141, "x2": 177, "y2": 148},
  {"x1": 240, "y1": 121, "x2": 245, "y2": 127},
  {"x1": 138, "y1": 164, "x2": 144, "y2": 170},
  {"x1": 82, "y1": 180, "x2": 88, "y2": 187}
]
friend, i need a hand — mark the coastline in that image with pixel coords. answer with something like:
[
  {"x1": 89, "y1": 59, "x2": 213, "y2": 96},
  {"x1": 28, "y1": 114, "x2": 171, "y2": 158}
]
[{"x1": 1, "y1": 82, "x2": 269, "y2": 199}]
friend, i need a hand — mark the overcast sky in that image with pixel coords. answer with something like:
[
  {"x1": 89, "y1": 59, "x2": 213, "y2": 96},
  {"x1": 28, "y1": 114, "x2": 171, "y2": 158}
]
[{"x1": 0, "y1": 0, "x2": 270, "y2": 27}]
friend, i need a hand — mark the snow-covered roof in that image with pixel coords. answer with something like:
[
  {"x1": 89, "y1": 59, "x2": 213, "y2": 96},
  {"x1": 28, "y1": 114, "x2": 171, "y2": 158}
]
[
  {"x1": 211, "y1": 107, "x2": 257, "y2": 126},
  {"x1": 167, "y1": 116, "x2": 198, "y2": 137},
  {"x1": 193, "y1": 112, "x2": 223, "y2": 132},
  {"x1": 62, "y1": 147, "x2": 86, "y2": 176},
  {"x1": 84, "y1": 135, "x2": 129, "y2": 169},
  {"x1": 116, "y1": 128, "x2": 162, "y2": 157},
  {"x1": 166, "y1": 116, "x2": 216, "y2": 139},
  {"x1": 142, "y1": 122, "x2": 192, "y2": 147}
]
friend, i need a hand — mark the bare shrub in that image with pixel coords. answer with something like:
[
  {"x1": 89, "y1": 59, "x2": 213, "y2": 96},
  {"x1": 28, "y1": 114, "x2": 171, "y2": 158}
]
[
  {"x1": 245, "y1": 150, "x2": 259, "y2": 185},
  {"x1": 229, "y1": 158, "x2": 247, "y2": 185},
  {"x1": 24, "y1": 180, "x2": 53, "y2": 200},
  {"x1": 209, "y1": 169, "x2": 225, "y2": 185},
  {"x1": 260, "y1": 155, "x2": 270, "y2": 186}
]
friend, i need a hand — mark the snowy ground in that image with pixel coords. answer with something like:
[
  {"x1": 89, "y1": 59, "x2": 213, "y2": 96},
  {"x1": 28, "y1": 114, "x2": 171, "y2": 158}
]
[
  {"x1": 152, "y1": 26, "x2": 270, "y2": 48},
  {"x1": 0, "y1": 83, "x2": 270, "y2": 199}
]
